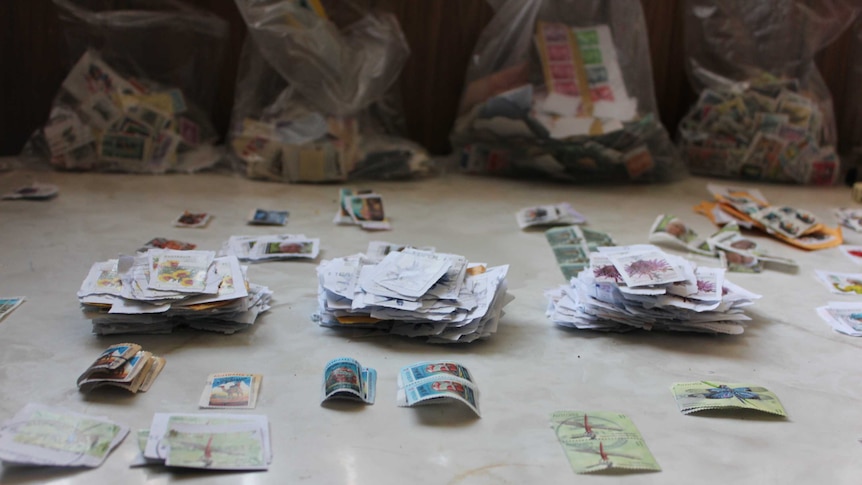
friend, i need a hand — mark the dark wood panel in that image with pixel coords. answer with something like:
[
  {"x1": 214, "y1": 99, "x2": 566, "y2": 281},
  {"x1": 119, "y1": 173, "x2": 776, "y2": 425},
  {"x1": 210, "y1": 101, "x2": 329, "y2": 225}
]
[{"x1": 0, "y1": 0, "x2": 858, "y2": 158}]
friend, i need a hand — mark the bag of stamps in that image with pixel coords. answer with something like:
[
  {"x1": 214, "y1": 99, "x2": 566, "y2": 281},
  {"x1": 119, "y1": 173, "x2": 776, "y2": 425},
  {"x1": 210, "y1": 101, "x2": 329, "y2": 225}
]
[
  {"x1": 678, "y1": 0, "x2": 858, "y2": 184},
  {"x1": 22, "y1": 0, "x2": 228, "y2": 174},
  {"x1": 451, "y1": 0, "x2": 684, "y2": 183},
  {"x1": 229, "y1": 0, "x2": 432, "y2": 183}
]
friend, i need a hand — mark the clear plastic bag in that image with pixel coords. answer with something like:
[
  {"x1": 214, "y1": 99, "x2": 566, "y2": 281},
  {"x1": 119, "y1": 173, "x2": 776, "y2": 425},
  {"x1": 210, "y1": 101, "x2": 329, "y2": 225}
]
[
  {"x1": 230, "y1": 0, "x2": 431, "y2": 183},
  {"x1": 22, "y1": 0, "x2": 228, "y2": 174},
  {"x1": 846, "y1": 19, "x2": 862, "y2": 166},
  {"x1": 450, "y1": 0, "x2": 684, "y2": 183},
  {"x1": 679, "y1": 0, "x2": 858, "y2": 184}
]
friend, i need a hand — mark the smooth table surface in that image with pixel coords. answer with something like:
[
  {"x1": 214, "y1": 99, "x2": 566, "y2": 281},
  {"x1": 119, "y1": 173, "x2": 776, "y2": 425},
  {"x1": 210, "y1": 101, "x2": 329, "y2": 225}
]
[{"x1": 0, "y1": 169, "x2": 860, "y2": 484}]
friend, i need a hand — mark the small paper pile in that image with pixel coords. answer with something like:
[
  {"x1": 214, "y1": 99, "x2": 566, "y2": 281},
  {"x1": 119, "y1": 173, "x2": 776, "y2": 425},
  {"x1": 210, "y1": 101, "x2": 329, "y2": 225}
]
[
  {"x1": 78, "y1": 250, "x2": 272, "y2": 335},
  {"x1": 694, "y1": 184, "x2": 842, "y2": 250},
  {"x1": 315, "y1": 242, "x2": 512, "y2": 343},
  {"x1": 77, "y1": 343, "x2": 165, "y2": 393},
  {"x1": 221, "y1": 234, "x2": 320, "y2": 262},
  {"x1": 141, "y1": 413, "x2": 271, "y2": 470},
  {"x1": 0, "y1": 403, "x2": 128, "y2": 468},
  {"x1": 334, "y1": 188, "x2": 391, "y2": 230},
  {"x1": 545, "y1": 244, "x2": 761, "y2": 334},
  {"x1": 670, "y1": 381, "x2": 786, "y2": 416},
  {"x1": 396, "y1": 361, "x2": 480, "y2": 417},
  {"x1": 39, "y1": 51, "x2": 217, "y2": 173},
  {"x1": 649, "y1": 215, "x2": 797, "y2": 273}
]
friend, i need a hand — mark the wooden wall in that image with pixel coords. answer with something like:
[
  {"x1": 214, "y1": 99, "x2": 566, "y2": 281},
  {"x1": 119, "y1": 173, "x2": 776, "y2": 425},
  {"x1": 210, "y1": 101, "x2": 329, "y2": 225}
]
[{"x1": 0, "y1": 0, "x2": 857, "y2": 157}]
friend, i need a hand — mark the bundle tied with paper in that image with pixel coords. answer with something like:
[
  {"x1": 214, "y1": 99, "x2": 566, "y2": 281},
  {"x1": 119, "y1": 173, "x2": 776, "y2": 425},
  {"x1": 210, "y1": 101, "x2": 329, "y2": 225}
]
[
  {"x1": 230, "y1": 0, "x2": 431, "y2": 183},
  {"x1": 23, "y1": 0, "x2": 227, "y2": 173},
  {"x1": 452, "y1": 0, "x2": 684, "y2": 182},
  {"x1": 679, "y1": 0, "x2": 858, "y2": 184}
]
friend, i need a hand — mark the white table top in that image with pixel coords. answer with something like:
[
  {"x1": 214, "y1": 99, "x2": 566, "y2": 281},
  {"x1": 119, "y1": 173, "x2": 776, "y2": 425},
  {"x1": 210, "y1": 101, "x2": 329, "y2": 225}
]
[{"x1": 0, "y1": 168, "x2": 860, "y2": 484}]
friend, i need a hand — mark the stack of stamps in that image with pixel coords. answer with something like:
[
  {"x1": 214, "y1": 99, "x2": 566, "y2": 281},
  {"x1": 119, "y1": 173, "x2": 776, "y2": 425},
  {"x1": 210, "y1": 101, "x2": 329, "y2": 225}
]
[
  {"x1": 516, "y1": 202, "x2": 586, "y2": 229},
  {"x1": 334, "y1": 188, "x2": 391, "y2": 231},
  {"x1": 649, "y1": 215, "x2": 798, "y2": 273},
  {"x1": 221, "y1": 234, "x2": 320, "y2": 262},
  {"x1": 670, "y1": 382, "x2": 787, "y2": 416},
  {"x1": 396, "y1": 361, "x2": 480, "y2": 417},
  {"x1": 0, "y1": 403, "x2": 129, "y2": 468},
  {"x1": 142, "y1": 413, "x2": 272, "y2": 470},
  {"x1": 77, "y1": 250, "x2": 273, "y2": 335},
  {"x1": 550, "y1": 411, "x2": 660, "y2": 474},
  {"x1": 545, "y1": 244, "x2": 762, "y2": 334},
  {"x1": 545, "y1": 225, "x2": 616, "y2": 279},
  {"x1": 36, "y1": 50, "x2": 217, "y2": 173},
  {"x1": 695, "y1": 184, "x2": 842, "y2": 251},
  {"x1": 315, "y1": 243, "x2": 512, "y2": 343},
  {"x1": 77, "y1": 343, "x2": 165, "y2": 394},
  {"x1": 321, "y1": 358, "x2": 376, "y2": 405},
  {"x1": 679, "y1": 74, "x2": 838, "y2": 184}
]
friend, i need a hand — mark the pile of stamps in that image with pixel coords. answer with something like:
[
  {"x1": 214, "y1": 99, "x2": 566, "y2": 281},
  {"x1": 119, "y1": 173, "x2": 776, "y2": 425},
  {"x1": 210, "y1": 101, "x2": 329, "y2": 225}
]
[
  {"x1": 545, "y1": 244, "x2": 761, "y2": 334},
  {"x1": 36, "y1": 51, "x2": 216, "y2": 173},
  {"x1": 679, "y1": 75, "x2": 839, "y2": 184},
  {"x1": 455, "y1": 23, "x2": 670, "y2": 182},
  {"x1": 77, "y1": 250, "x2": 272, "y2": 335},
  {"x1": 315, "y1": 242, "x2": 512, "y2": 343},
  {"x1": 694, "y1": 184, "x2": 842, "y2": 250}
]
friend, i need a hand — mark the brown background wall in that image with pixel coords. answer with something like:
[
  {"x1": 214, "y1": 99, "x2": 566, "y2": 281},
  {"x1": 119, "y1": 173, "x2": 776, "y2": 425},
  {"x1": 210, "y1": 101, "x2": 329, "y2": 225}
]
[{"x1": 0, "y1": 0, "x2": 857, "y2": 158}]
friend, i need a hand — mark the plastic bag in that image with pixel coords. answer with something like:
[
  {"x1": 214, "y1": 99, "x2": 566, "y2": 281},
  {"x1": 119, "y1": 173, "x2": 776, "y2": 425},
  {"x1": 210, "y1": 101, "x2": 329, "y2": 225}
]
[
  {"x1": 22, "y1": 0, "x2": 228, "y2": 174},
  {"x1": 450, "y1": 0, "x2": 683, "y2": 183},
  {"x1": 846, "y1": 19, "x2": 862, "y2": 166},
  {"x1": 679, "y1": 0, "x2": 858, "y2": 184},
  {"x1": 230, "y1": 0, "x2": 431, "y2": 183}
]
